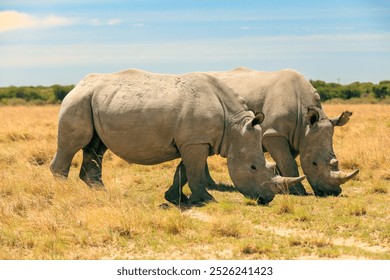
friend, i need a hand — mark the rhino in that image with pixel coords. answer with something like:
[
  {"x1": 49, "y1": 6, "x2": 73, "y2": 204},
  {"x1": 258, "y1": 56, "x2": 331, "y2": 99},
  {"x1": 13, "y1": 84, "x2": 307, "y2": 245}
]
[
  {"x1": 206, "y1": 67, "x2": 359, "y2": 197},
  {"x1": 50, "y1": 69, "x2": 305, "y2": 205}
]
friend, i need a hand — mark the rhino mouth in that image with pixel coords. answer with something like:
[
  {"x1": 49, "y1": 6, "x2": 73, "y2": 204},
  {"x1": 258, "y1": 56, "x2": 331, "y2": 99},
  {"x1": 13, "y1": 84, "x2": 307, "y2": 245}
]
[
  {"x1": 314, "y1": 186, "x2": 342, "y2": 197},
  {"x1": 257, "y1": 196, "x2": 274, "y2": 205}
]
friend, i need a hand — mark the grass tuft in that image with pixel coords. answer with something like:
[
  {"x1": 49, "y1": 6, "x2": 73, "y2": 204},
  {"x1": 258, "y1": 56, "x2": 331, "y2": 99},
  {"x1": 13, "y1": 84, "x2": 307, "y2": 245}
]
[
  {"x1": 241, "y1": 243, "x2": 272, "y2": 255},
  {"x1": 349, "y1": 205, "x2": 367, "y2": 217},
  {"x1": 276, "y1": 196, "x2": 295, "y2": 215}
]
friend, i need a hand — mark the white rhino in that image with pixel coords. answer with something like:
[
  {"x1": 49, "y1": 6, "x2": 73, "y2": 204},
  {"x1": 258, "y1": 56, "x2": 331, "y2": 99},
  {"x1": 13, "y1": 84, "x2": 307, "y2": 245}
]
[
  {"x1": 50, "y1": 69, "x2": 305, "y2": 205},
  {"x1": 207, "y1": 67, "x2": 359, "y2": 197}
]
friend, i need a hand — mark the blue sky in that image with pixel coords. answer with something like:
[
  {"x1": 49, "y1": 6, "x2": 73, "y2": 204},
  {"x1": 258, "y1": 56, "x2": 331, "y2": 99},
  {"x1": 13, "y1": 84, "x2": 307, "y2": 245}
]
[{"x1": 1, "y1": 0, "x2": 389, "y2": 86}]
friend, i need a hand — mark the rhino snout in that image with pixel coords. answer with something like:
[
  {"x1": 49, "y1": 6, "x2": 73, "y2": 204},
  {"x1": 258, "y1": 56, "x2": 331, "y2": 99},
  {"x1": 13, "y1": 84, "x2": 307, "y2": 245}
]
[{"x1": 256, "y1": 194, "x2": 275, "y2": 205}]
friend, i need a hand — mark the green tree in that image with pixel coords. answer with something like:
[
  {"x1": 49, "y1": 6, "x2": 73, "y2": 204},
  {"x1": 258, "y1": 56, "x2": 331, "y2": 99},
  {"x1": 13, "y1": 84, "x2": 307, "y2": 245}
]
[
  {"x1": 373, "y1": 86, "x2": 388, "y2": 99},
  {"x1": 340, "y1": 87, "x2": 361, "y2": 99}
]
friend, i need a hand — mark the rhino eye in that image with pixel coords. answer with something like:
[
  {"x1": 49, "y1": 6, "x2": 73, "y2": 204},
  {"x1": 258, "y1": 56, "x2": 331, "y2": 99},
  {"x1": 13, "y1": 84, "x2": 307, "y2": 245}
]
[
  {"x1": 312, "y1": 161, "x2": 318, "y2": 167},
  {"x1": 251, "y1": 165, "x2": 257, "y2": 170}
]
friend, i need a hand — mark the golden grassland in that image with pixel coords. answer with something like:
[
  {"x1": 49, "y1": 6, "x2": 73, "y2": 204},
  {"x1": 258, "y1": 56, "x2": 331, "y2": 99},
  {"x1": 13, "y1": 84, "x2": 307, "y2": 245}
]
[{"x1": 0, "y1": 104, "x2": 389, "y2": 260}]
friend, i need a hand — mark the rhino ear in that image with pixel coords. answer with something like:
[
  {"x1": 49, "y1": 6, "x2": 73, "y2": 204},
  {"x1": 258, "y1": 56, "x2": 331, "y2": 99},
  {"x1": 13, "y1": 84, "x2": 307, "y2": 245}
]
[
  {"x1": 305, "y1": 108, "x2": 320, "y2": 127},
  {"x1": 330, "y1": 111, "x2": 352, "y2": 127},
  {"x1": 252, "y1": 112, "x2": 265, "y2": 127}
]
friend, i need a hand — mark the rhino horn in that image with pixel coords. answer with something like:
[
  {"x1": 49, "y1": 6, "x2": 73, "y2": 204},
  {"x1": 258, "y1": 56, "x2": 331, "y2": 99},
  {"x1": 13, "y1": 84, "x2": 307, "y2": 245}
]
[
  {"x1": 330, "y1": 169, "x2": 359, "y2": 185},
  {"x1": 272, "y1": 175, "x2": 306, "y2": 192}
]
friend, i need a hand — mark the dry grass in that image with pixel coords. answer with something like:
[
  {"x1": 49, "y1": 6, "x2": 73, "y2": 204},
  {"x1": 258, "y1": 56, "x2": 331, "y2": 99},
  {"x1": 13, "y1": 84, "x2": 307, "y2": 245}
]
[{"x1": 0, "y1": 104, "x2": 389, "y2": 260}]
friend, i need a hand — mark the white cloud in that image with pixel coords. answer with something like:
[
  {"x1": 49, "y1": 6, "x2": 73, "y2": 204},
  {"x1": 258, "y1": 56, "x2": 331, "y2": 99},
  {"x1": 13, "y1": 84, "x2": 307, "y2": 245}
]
[
  {"x1": 0, "y1": 10, "x2": 74, "y2": 32},
  {"x1": 88, "y1": 19, "x2": 102, "y2": 26},
  {"x1": 88, "y1": 18, "x2": 124, "y2": 26},
  {"x1": 107, "y1": 19, "x2": 123, "y2": 26},
  {"x1": 132, "y1": 23, "x2": 144, "y2": 28}
]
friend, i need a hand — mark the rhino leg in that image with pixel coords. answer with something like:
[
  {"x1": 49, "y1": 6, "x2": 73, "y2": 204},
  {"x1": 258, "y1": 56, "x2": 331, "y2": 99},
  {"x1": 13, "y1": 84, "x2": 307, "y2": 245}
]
[
  {"x1": 263, "y1": 136, "x2": 308, "y2": 196},
  {"x1": 50, "y1": 149, "x2": 77, "y2": 179},
  {"x1": 165, "y1": 161, "x2": 216, "y2": 205},
  {"x1": 79, "y1": 132, "x2": 107, "y2": 188},
  {"x1": 165, "y1": 161, "x2": 189, "y2": 205},
  {"x1": 204, "y1": 162, "x2": 217, "y2": 188},
  {"x1": 50, "y1": 104, "x2": 94, "y2": 180},
  {"x1": 180, "y1": 144, "x2": 215, "y2": 205}
]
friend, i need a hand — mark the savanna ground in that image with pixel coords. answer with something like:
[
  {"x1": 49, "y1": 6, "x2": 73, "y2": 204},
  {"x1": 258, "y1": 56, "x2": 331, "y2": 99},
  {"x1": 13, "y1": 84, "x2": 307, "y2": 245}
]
[{"x1": 0, "y1": 104, "x2": 389, "y2": 260}]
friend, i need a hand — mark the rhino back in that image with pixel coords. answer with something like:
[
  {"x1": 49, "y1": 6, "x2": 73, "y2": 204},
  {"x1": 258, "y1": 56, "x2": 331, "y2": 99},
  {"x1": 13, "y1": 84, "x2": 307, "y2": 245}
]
[{"x1": 88, "y1": 70, "x2": 226, "y2": 165}]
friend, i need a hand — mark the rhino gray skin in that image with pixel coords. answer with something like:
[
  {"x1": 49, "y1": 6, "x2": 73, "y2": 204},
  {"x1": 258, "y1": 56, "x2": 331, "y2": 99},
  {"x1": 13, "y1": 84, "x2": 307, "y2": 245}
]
[
  {"x1": 207, "y1": 67, "x2": 359, "y2": 197},
  {"x1": 50, "y1": 69, "x2": 305, "y2": 205}
]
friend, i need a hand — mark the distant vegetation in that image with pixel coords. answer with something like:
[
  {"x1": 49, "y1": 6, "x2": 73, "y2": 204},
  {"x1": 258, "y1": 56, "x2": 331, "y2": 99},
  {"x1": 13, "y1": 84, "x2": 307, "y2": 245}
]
[
  {"x1": 310, "y1": 80, "x2": 390, "y2": 103},
  {"x1": 0, "y1": 80, "x2": 390, "y2": 105},
  {"x1": 0, "y1": 85, "x2": 75, "y2": 105}
]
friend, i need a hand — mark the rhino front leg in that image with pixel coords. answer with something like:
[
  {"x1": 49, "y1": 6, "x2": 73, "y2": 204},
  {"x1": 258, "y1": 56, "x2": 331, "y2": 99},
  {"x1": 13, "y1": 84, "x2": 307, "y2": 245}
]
[
  {"x1": 180, "y1": 144, "x2": 215, "y2": 205},
  {"x1": 165, "y1": 161, "x2": 216, "y2": 204},
  {"x1": 263, "y1": 136, "x2": 308, "y2": 195},
  {"x1": 165, "y1": 161, "x2": 189, "y2": 205}
]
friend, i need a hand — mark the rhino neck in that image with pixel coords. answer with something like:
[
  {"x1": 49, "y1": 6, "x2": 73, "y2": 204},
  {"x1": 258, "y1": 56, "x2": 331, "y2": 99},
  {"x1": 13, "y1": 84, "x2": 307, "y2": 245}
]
[
  {"x1": 219, "y1": 110, "x2": 252, "y2": 158},
  {"x1": 209, "y1": 77, "x2": 251, "y2": 157},
  {"x1": 292, "y1": 95, "x2": 303, "y2": 153}
]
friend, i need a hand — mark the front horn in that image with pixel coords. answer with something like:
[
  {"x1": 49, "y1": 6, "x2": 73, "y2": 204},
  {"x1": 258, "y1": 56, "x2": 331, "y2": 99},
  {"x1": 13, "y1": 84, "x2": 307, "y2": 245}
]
[
  {"x1": 330, "y1": 169, "x2": 359, "y2": 185},
  {"x1": 272, "y1": 175, "x2": 306, "y2": 193}
]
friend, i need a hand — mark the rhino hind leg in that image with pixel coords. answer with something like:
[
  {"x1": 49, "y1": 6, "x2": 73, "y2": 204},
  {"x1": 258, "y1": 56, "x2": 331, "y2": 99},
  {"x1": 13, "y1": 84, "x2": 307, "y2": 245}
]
[
  {"x1": 164, "y1": 161, "x2": 189, "y2": 205},
  {"x1": 79, "y1": 132, "x2": 107, "y2": 189},
  {"x1": 50, "y1": 108, "x2": 94, "y2": 180},
  {"x1": 50, "y1": 150, "x2": 76, "y2": 179},
  {"x1": 180, "y1": 144, "x2": 216, "y2": 205}
]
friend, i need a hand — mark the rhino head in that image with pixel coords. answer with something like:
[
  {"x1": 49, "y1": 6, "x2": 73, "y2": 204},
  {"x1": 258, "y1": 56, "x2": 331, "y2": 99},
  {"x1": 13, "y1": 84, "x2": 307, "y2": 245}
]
[
  {"x1": 227, "y1": 112, "x2": 306, "y2": 204},
  {"x1": 299, "y1": 107, "x2": 359, "y2": 196}
]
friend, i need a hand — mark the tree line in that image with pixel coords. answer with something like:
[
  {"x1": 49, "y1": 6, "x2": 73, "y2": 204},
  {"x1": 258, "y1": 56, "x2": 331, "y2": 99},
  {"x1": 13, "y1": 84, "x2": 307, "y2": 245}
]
[
  {"x1": 0, "y1": 80, "x2": 389, "y2": 105},
  {"x1": 310, "y1": 80, "x2": 390, "y2": 102},
  {"x1": 0, "y1": 85, "x2": 74, "y2": 105}
]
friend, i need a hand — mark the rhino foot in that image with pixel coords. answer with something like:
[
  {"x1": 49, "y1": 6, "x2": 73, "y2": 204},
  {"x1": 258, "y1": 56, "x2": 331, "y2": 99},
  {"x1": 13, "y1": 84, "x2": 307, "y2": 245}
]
[
  {"x1": 188, "y1": 191, "x2": 216, "y2": 206},
  {"x1": 164, "y1": 190, "x2": 189, "y2": 205}
]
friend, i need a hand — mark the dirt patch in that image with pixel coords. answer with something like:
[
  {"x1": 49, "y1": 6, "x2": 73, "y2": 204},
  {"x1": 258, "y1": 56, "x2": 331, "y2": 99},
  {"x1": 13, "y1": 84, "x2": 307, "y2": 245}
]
[
  {"x1": 262, "y1": 225, "x2": 388, "y2": 254},
  {"x1": 296, "y1": 254, "x2": 370, "y2": 260},
  {"x1": 182, "y1": 210, "x2": 389, "y2": 256},
  {"x1": 182, "y1": 209, "x2": 212, "y2": 223}
]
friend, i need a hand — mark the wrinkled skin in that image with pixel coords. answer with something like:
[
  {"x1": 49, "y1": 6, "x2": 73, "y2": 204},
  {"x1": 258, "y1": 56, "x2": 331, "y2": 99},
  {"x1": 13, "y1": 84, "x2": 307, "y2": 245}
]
[
  {"x1": 208, "y1": 67, "x2": 359, "y2": 197},
  {"x1": 50, "y1": 69, "x2": 305, "y2": 206}
]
